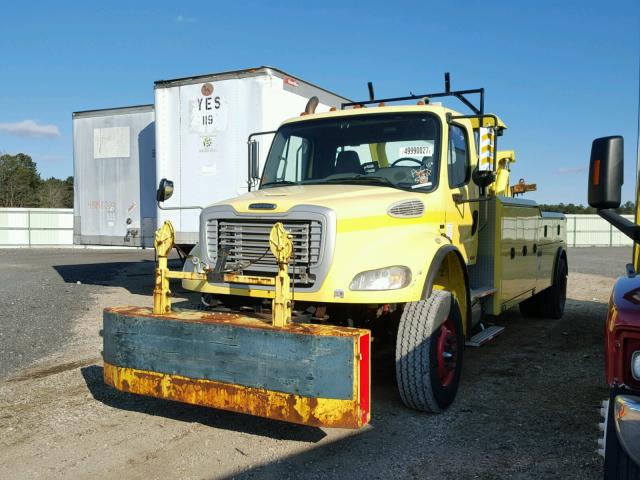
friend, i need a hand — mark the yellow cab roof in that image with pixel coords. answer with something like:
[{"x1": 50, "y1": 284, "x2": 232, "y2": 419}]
[{"x1": 280, "y1": 104, "x2": 507, "y2": 130}]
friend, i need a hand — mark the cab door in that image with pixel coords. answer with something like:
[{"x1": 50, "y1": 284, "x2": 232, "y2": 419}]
[{"x1": 444, "y1": 122, "x2": 479, "y2": 264}]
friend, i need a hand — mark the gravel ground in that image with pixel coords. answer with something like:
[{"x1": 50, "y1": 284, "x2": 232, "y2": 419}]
[
  {"x1": 0, "y1": 248, "x2": 184, "y2": 379},
  {"x1": 0, "y1": 246, "x2": 630, "y2": 479}
]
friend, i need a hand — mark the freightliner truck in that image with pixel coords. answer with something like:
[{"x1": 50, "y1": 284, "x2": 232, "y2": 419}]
[{"x1": 102, "y1": 75, "x2": 568, "y2": 428}]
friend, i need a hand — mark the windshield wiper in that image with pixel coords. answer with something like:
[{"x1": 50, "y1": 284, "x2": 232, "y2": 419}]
[
  {"x1": 261, "y1": 180, "x2": 298, "y2": 188},
  {"x1": 320, "y1": 175, "x2": 397, "y2": 187}
]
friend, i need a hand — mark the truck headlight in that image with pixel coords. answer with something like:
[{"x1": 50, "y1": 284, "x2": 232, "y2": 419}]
[
  {"x1": 349, "y1": 266, "x2": 411, "y2": 291},
  {"x1": 633, "y1": 351, "x2": 640, "y2": 381}
]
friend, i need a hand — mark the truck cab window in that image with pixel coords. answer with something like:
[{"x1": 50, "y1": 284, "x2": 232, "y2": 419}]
[
  {"x1": 261, "y1": 113, "x2": 441, "y2": 192},
  {"x1": 274, "y1": 135, "x2": 311, "y2": 182},
  {"x1": 448, "y1": 125, "x2": 470, "y2": 188}
]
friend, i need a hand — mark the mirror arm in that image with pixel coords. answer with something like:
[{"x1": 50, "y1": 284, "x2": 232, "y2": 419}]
[
  {"x1": 452, "y1": 193, "x2": 493, "y2": 204},
  {"x1": 247, "y1": 130, "x2": 277, "y2": 191},
  {"x1": 157, "y1": 201, "x2": 202, "y2": 211},
  {"x1": 598, "y1": 209, "x2": 640, "y2": 243}
]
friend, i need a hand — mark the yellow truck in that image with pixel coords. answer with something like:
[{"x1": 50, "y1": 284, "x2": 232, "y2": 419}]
[{"x1": 103, "y1": 75, "x2": 567, "y2": 428}]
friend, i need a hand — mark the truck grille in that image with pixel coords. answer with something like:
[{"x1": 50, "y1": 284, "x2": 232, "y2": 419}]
[{"x1": 206, "y1": 219, "x2": 322, "y2": 285}]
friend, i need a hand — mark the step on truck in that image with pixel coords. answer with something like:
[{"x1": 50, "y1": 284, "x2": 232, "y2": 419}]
[{"x1": 102, "y1": 74, "x2": 568, "y2": 428}]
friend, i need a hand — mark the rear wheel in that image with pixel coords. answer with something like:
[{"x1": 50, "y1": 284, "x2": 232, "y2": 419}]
[
  {"x1": 395, "y1": 291, "x2": 464, "y2": 413},
  {"x1": 540, "y1": 255, "x2": 567, "y2": 319},
  {"x1": 518, "y1": 254, "x2": 567, "y2": 320}
]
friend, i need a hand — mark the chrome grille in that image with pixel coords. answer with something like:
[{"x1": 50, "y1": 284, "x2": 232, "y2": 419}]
[{"x1": 206, "y1": 219, "x2": 322, "y2": 285}]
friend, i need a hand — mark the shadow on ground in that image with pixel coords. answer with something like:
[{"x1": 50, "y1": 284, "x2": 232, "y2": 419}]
[
  {"x1": 221, "y1": 298, "x2": 608, "y2": 479},
  {"x1": 79, "y1": 294, "x2": 609, "y2": 479},
  {"x1": 53, "y1": 258, "x2": 185, "y2": 296}
]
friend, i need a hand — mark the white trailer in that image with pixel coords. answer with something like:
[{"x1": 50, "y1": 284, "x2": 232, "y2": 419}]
[
  {"x1": 154, "y1": 66, "x2": 350, "y2": 246},
  {"x1": 72, "y1": 105, "x2": 156, "y2": 247}
]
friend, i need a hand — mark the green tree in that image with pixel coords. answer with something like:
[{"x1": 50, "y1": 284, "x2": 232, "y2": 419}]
[
  {"x1": 0, "y1": 153, "x2": 42, "y2": 207},
  {"x1": 37, "y1": 176, "x2": 73, "y2": 208}
]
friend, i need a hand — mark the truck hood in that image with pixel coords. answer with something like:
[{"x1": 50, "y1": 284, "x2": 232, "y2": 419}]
[{"x1": 215, "y1": 184, "x2": 430, "y2": 216}]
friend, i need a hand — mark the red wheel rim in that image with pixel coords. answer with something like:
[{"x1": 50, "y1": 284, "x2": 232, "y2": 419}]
[{"x1": 436, "y1": 317, "x2": 458, "y2": 387}]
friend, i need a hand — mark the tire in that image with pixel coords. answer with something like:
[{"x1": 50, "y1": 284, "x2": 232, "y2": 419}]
[
  {"x1": 517, "y1": 254, "x2": 567, "y2": 320},
  {"x1": 518, "y1": 295, "x2": 541, "y2": 318},
  {"x1": 395, "y1": 290, "x2": 464, "y2": 413},
  {"x1": 604, "y1": 396, "x2": 640, "y2": 479},
  {"x1": 540, "y1": 255, "x2": 567, "y2": 319}
]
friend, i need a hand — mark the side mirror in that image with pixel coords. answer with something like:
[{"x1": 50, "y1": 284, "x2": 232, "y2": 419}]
[
  {"x1": 248, "y1": 140, "x2": 260, "y2": 181},
  {"x1": 156, "y1": 178, "x2": 174, "y2": 203},
  {"x1": 588, "y1": 136, "x2": 624, "y2": 209},
  {"x1": 472, "y1": 168, "x2": 496, "y2": 188}
]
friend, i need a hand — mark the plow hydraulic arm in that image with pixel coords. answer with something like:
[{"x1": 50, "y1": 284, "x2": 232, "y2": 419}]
[{"x1": 152, "y1": 220, "x2": 293, "y2": 326}]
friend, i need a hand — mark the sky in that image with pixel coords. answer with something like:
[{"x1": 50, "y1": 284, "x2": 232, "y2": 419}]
[{"x1": 0, "y1": 0, "x2": 638, "y2": 204}]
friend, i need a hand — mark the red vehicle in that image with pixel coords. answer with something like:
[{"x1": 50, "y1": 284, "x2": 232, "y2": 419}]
[{"x1": 588, "y1": 136, "x2": 640, "y2": 479}]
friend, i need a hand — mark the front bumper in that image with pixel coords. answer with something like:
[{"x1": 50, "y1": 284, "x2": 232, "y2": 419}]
[
  {"x1": 614, "y1": 394, "x2": 640, "y2": 465},
  {"x1": 103, "y1": 306, "x2": 371, "y2": 428}
]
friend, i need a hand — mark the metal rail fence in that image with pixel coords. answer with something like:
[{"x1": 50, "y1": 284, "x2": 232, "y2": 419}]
[
  {"x1": 0, "y1": 208, "x2": 73, "y2": 246},
  {"x1": 565, "y1": 214, "x2": 634, "y2": 247},
  {"x1": 0, "y1": 209, "x2": 634, "y2": 248}
]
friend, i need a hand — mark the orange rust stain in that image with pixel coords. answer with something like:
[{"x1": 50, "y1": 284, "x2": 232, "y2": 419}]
[
  {"x1": 105, "y1": 306, "x2": 369, "y2": 338},
  {"x1": 223, "y1": 273, "x2": 276, "y2": 286},
  {"x1": 104, "y1": 362, "x2": 365, "y2": 429}
]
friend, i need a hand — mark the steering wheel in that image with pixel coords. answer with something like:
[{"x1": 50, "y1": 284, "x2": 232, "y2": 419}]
[{"x1": 391, "y1": 157, "x2": 423, "y2": 167}]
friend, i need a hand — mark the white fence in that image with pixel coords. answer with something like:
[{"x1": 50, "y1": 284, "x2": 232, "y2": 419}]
[
  {"x1": 565, "y1": 214, "x2": 634, "y2": 247},
  {"x1": 0, "y1": 208, "x2": 73, "y2": 246},
  {"x1": 0, "y1": 209, "x2": 633, "y2": 248}
]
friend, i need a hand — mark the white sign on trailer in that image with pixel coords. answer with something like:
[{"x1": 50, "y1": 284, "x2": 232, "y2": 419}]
[{"x1": 93, "y1": 126, "x2": 130, "y2": 159}]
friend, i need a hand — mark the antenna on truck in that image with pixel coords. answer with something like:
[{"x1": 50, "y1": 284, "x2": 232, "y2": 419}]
[{"x1": 367, "y1": 82, "x2": 375, "y2": 101}]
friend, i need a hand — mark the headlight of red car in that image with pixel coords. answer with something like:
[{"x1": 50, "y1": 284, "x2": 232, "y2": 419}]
[{"x1": 632, "y1": 350, "x2": 640, "y2": 381}]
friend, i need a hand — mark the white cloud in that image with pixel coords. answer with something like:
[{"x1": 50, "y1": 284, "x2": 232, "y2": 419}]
[
  {"x1": 176, "y1": 15, "x2": 196, "y2": 23},
  {"x1": 0, "y1": 120, "x2": 60, "y2": 138}
]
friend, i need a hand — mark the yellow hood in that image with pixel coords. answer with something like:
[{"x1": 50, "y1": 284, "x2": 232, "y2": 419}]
[{"x1": 217, "y1": 184, "x2": 432, "y2": 217}]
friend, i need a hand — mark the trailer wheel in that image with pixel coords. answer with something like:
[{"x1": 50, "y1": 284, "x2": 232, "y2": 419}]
[
  {"x1": 540, "y1": 255, "x2": 567, "y2": 319},
  {"x1": 395, "y1": 290, "x2": 464, "y2": 413}
]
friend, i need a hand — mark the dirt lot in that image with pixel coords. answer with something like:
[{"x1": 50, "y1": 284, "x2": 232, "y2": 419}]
[{"x1": 0, "y1": 247, "x2": 630, "y2": 479}]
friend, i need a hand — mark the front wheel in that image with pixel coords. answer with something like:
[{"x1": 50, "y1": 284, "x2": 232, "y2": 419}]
[
  {"x1": 603, "y1": 397, "x2": 640, "y2": 479},
  {"x1": 395, "y1": 291, "x2": 464, "y2": 413}
]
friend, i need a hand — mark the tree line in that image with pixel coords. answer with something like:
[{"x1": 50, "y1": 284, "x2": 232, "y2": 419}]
[
  {"x1": 539, "y1": 201, "x2": 636, "y2": 214},
  {"x1": 0, "y1": 152, "x2": 637, "y2": 213},
  {"x1": 0, "y1": 153, "x2": 73, "y2": 208}
]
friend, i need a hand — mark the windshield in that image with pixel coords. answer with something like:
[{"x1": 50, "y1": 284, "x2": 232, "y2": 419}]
[{"x1": 260, "y1": 113, "x2": 441, "y2": 192}]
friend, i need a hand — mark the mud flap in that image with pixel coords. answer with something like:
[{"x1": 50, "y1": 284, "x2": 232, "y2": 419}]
[{"x1": 102, "y1": 306, "x2": 371, "y2": 429}]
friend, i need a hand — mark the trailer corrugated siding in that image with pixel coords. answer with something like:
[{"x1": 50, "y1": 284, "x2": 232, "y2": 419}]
[{"x1": 72, "y1": 105, "x2": 156, "y2": 247}]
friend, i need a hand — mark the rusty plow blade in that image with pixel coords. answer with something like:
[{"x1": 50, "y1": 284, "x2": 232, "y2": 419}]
[{"x1": 102, "y1": 306, "x2": 371, "y2": 429}]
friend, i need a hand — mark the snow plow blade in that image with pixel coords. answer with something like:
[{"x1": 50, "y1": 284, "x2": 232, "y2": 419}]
[{"x1": 103, "y1": 306, "x2": 371, "y2": 429}]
